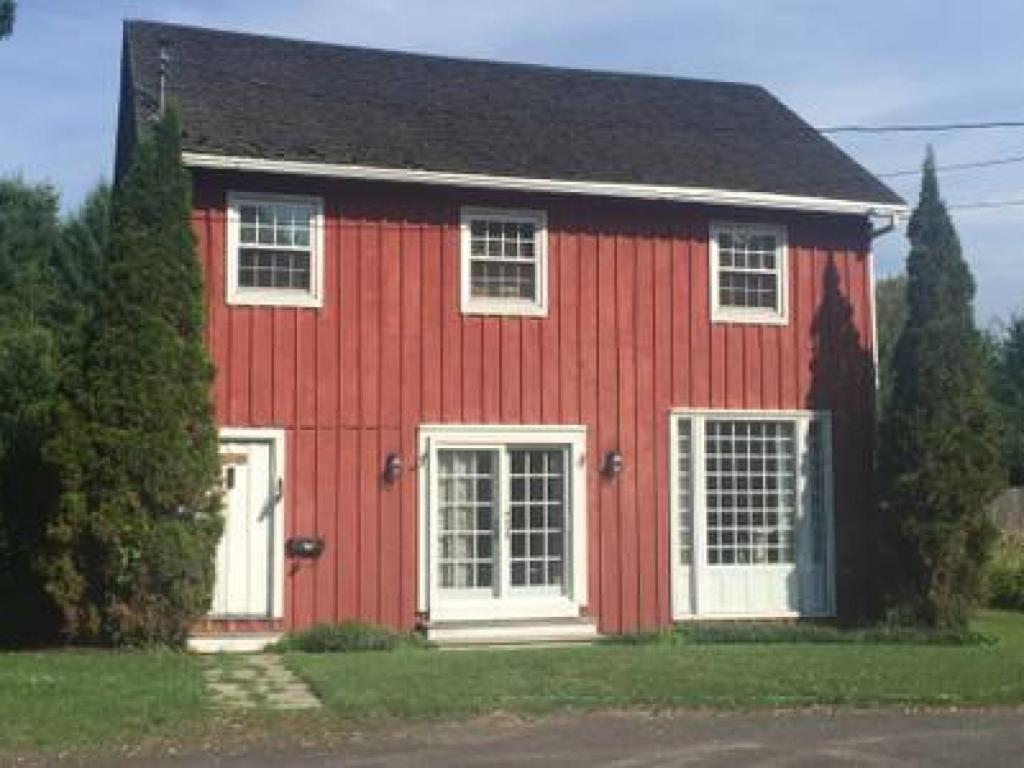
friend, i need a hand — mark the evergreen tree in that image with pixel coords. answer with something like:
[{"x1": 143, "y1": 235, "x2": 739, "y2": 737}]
[
  {"x1": 45, "y1": 109, "x2": 222, "y2": 646},
  {"x1": 875, "y1": 273, "x2": 908, "y2": 416},
  {"x1": 0, "y1": 0, "x2": 14, "y2": 39},
  {"x1": 995, "y1": 315, "x2": 1024, "y2": 485},
  {"x1": 0, "y1": 178, "x2": 62, "y2": 644},
  {"x1": 879, "y1": 148, "x2": 1005, "y2": 629}
]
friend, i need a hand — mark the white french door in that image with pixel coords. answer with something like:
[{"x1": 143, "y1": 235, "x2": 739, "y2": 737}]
[
  {"x1": 419, "y1": 426, "x2": 587, "y2": 622},
  {"x1": 670, "y1": 410, "x2": 834, "y2": 619}
]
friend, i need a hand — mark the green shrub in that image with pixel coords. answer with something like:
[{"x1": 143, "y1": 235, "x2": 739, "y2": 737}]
[
  {"x1": 606, "y1": 621, "x2": 990, "y2": 647},
  {"x1": 271, "y1": 621, "x2": 428, "y2": 653},
  {"x1": 986, "y1": 536, "x2": 1024, "y2": 610}
]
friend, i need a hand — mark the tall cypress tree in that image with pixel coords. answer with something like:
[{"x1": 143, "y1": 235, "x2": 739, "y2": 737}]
[
  {"x1": 879, "y1": 148, "x2": 1004, "y2": 629},
  {"x1": 45, "y1": 109, "x2": 222, "y2": 646}
]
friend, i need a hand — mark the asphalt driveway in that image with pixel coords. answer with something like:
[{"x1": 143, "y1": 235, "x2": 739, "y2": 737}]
[{"x1": 102, "y1": 709, "x2": 1024, "y2": 767}]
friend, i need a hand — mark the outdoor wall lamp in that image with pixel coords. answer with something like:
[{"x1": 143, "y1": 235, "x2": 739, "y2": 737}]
[
  {"x1": 603, "y1": 450, "x2": 624, "y2": 478},
  {"x1": 384, "y1": 453, "x2": 403, "y2": 483}
]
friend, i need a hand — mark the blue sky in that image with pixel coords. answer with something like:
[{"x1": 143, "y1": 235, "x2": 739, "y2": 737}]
[{"x1": 2, "y1": 0, "x2": 1022, "y2": 323}]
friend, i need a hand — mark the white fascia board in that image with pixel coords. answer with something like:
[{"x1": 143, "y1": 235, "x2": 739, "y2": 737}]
[{"x1": 182, "y1": 152, "x2": 910, "y2": 218}]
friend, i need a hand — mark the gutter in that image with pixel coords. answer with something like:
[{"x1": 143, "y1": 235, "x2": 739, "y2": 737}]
[{"x1": 182, "y1": 152, "x2": 910, "y2": 219}]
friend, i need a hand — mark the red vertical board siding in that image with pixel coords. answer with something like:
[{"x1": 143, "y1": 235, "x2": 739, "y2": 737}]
[
  {"x1": 420, "y1": 225, "x2": 443, "y2": 423},
  {"x1": 379, "y1": 225, "x2": 403, "y2": 429},
  {"x1": 577, "y1": 231, "x2": 601, "y2": 615},
  {"x1": 315, "y1": 430, "x2": 337, "y2": 622},
  {"x1": 441, "y1": 224, "x2": 462, "y2": 421},
  {"x1": 337, "y1": 429, "x2": 359, "y2": 620},
  {"x1": 540, "y1": 231, "x2": 560, "y2": 424},
  {"x1": 481, "y1": 318, "x2": 501, "y2": 421},
  {"x1": 198, "y1": 172, "x2": 877, "y2": 633},
  {"x1": 652, "y1": 234, "x2": 674, "y2": 624},
  {"x1": 273, "y1": 310, "x2": 296, "y2": 425},
  {"x1": 360, "y1": 224, "x2": 381, "y2": 427},
  {"x1": 500, "y1": 319, "x2": 522, "y2": 421},
  {"x1": 521, "y1": 318, "x2": 542, "y2": 424},
  {"x1": 596, "y1": 232, "x2": 620, "y2": 632},
  {"x1": 292, "y1": 429, "x2": 316, "y2": 627},
  {"x1": 358, "y1": 428, "x2": 380, "y2": 621},
  {"x1": 558, "y1": 231, "x2": 580, "y2": 423},
  {"x1": 379, "y1": 426, "x2": 402, "y2": 628},
  {"x1": 615, "y1": 234, "x2": 638, "y2": 633},
  {"x1": 399, "y1": 225, "x2": 423, "y2": 629},
  {"x1": 634, "y1": 233, "x2": 657, "y2": 630}
]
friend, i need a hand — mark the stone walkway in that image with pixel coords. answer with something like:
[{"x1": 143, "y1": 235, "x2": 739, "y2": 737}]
[{"x1": 202, "y1": 654, "x2": 321, "y2": 710}]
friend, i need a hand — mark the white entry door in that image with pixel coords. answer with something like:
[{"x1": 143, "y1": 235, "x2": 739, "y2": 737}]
[
  {"x1": 212, "y1": 436, "x2": 282, "y2": 618},
  {"x1": 671, "y1": 411, "x2": 834, "y2": 619},
  {"x1": 420, "y1": 426, "x2": 588, "y2": 622}
]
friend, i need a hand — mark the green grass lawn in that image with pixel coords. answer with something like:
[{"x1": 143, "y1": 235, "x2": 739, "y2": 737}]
[
  {"x1": 287, "y1": 610, "x2": 1024, "y2": 719},
  {"x1": 0, "y1": 650, "x2": 207, "y2": 755}
]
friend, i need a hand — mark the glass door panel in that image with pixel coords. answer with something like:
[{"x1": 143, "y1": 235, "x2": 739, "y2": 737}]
[
  {"x1": 507, "y1": 448, "x2": 567, "y2": 591},
  {"x1": 436, "y1": 449, "x2": 497, "y2": 592}
]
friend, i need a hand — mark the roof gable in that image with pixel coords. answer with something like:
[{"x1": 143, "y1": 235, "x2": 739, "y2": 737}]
[{"x1": 121, "y1": 20, "x2": 903, "y2": 209}]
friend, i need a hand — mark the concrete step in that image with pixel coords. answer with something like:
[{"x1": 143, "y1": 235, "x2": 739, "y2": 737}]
[
  {"x1": 425, "y1": 617, "x2": 600, "y2": 647},
  {"x1": 188, "y1": 632, "x2": 282, "y2": 653}
]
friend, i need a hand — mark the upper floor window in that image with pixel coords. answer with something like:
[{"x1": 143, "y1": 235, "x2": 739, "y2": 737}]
[
  {"x1": 460, "y1": 207, "x2": 548, "y2": 316},
  {"x1": 710, "y1": 222, "x2": 788, "y2": 325},
  {"x1": 226, "y1": 192, "x2": 325, "y2": 308}
]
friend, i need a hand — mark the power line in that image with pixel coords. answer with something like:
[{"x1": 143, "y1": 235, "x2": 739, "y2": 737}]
[
  {"x1": 819, "y1": 120, "x2": 1024, "y2": 134},
  {"x1": 948, "y1": 199, "x2": 1024, "y2": 210},
  {"x1": 879, "y1": 153, "x2": 1024, "y2": 178}
]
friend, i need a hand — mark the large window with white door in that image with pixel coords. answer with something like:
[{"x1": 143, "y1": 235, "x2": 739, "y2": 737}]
[
  {"x1": 670, "y1": 410, "x2": 833, "y2": 618},
  {"x1": 419, "y1": 425, "x2": 586, "y2": 622}
]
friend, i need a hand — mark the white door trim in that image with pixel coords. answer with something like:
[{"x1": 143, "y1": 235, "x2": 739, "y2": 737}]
[
  {"x1": 667, "y1": 408, "x2": 836, "y2": 620},
  {"x1": 218, "y1": 427, "x2": 286, "y2": 620},
  {"x1": 417, "y1": 424, "x2": 588, "y2": 620}
]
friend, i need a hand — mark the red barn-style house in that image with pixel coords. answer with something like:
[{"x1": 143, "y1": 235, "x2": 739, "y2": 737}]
[{"x1": 115, "y1": 21, "x2": 907, "y2": 649}]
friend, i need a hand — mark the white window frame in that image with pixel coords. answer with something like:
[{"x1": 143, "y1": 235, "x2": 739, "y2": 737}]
[
  {"x1": 226, "y1": 191, "x2": 326, "y2": 308},
  {"x1": 709, "y1": 221, "x2": 789, "y2": 325},
  {"x1": 668, "y1": 409, "x2": 835, "y2": 620},
  {"x1": 417, "y1": 424, "x2": 587, "y2": 621},
  {"x1": 459, "y1": 207, "x2": 549, "y2": 317}
]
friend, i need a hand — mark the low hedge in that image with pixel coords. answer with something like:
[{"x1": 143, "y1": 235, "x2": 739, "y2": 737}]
[{"x1": 270, "y1": 621, "x2": 429, "y2": 653}]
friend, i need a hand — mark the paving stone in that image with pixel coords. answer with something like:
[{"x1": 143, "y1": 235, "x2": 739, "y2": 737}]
[{"x1": 203, "y1": 653, "x2": 321, "y2": 710}]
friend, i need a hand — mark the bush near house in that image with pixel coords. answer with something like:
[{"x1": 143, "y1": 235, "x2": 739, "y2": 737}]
[
  {"x1": 985, "y1": 535, "x2": 1024, "y2": 610},
  {"x1": 43, "y1": 107, "x2": 222, "y2": 646},
  {"x1": 271, "y1": 621, "x2": 426, "y2": 652}
]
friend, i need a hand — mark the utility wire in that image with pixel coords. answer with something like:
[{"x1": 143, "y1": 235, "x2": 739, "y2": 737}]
[
  {"x1": 819, "y1": 120, "x2": 1024, "y2": 134},
  {"x1": 879, "y1": 153, "x2": 1024, "y2": 178},
  {"x1": 948, "y1": 199, "x2": 1024, "y2": 210}
]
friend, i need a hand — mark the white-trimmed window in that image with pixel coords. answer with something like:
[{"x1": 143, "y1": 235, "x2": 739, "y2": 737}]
[
  {"x1": 460, "y1": 207, "x2": 548, "y2": 316},
  {"x1": 710, "y1": 222, "x2": 788, "y2": 325},
  {"x1": 226, "y1": 192, "x2": 325, "y2": 308}
]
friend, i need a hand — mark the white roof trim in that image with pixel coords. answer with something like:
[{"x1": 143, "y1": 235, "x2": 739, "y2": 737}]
[{"x1": 182, "y1": 152, "x2": 909, "y2": 217}]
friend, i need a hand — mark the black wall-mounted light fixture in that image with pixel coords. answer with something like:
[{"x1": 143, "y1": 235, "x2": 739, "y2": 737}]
[
  {"x1": 384, "y1": 453, "x2": 403, "y2": 483},
  {"x1": 603, "y1": 450, "x2": 624, "y2": 478}
]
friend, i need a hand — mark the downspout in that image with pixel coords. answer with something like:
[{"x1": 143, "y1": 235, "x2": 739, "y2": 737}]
[{"x1": 867, "y1": 211, "x2": 900, "y2": 391}]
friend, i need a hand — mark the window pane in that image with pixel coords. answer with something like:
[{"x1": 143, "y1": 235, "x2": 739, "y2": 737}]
[
  {"x1": 716, "y1": 227, "x2": 782, "y2": 312},
  {"x1": 704, "y1": 419, "x2": 797, "y2": 566},
  {"x1": 507, "y1": 447, "x2": 567, "y2": 588},
  {"x1": 436, "y1": 450, "x2": 497, "y2": 590},
  {"x1": 237, "y1": 248, "x2": 312, "y2": 291},
  {"x1": 467, "y1": 216, "x2": 540, "y2": 303}
]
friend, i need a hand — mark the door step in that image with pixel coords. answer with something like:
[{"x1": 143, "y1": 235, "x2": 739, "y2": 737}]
[
  {"x1": 425, "y1": 617, "x2": 600, "y2": 647},
  {"x1": 188, "y1": 632, "x2": 282, "y2": 653}
]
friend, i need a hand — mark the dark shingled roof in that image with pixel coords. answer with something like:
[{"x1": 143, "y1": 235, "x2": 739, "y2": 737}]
[{"x1": 120, "y1": 20, "x2": 903, "y2": 208}]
